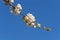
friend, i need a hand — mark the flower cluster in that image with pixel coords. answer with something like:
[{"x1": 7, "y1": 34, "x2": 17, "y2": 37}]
[{"x1": 3, "y1": 0, "x2": 51, "y2": 31}]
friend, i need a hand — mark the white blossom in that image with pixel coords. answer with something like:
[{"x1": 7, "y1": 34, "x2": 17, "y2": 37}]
[
  {"x1": 27, "y1": 13, "x2": 35, "y2": 22},
  {"x1": 10, "y1": 4, "x2": 22, "y2": 15},
  {"x1": 36, "y1": 23, "x2": 41, "y2": 28}
]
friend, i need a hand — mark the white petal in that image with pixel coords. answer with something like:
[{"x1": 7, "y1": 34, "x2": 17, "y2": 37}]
[
  {"x1": 27, "y1": 13, "x2": 36, "y2": 22},
  {"x1": 34, "y1": 25, "x2": 36, "y2": 28},
  {"x1": 31, "y1": 23, "x2": 35, "y2": 26},
  {"x1": 9, "y1": 0, "x2": 14, "y2": 3},
  {"x1": 17, "y1": 4, "x2": 22, "y2": 9},
  {"x1": 10, "y1": 10, "x2": 13, "y2": 13}
]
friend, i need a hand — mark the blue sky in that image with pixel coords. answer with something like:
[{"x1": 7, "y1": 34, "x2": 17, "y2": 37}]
[{"x1": 0, "y1": 0, "x2": 60, "y2": 40}]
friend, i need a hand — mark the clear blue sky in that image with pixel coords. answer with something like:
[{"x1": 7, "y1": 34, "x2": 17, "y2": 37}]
[{"x1": 0, "y1": 0, "x2": 60, "y2": 40}]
